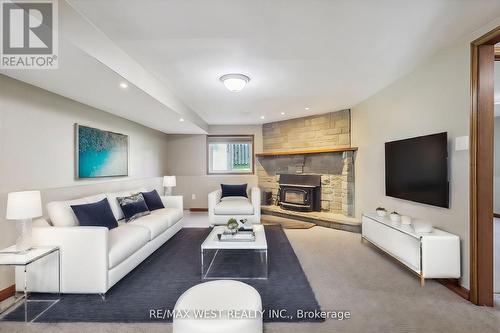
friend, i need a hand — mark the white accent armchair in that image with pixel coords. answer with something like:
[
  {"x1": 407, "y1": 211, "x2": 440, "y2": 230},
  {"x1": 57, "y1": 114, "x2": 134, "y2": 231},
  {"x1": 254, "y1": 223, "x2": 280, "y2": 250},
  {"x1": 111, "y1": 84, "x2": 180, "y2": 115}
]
[{"x1": 208, "y1": 187, "x2": 261, "y2": 225}]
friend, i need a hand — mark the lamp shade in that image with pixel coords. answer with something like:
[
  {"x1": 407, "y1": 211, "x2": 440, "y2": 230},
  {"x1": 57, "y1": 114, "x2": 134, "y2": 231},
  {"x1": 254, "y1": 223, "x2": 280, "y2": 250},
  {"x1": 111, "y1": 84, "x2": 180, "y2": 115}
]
[
  {"x1": 163, "y1": 176, "x2": 176, "y2": 187},
  {"x1": 6, "y1": 191, "x2": 42, "y2": 220}
]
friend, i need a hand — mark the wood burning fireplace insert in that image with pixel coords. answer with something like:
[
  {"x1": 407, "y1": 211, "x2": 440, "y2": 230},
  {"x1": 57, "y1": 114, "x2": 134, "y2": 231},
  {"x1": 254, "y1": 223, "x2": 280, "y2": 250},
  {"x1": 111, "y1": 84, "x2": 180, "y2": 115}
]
[{"x1": 278, "y1": 174, "x2": 321, "y2": 212}]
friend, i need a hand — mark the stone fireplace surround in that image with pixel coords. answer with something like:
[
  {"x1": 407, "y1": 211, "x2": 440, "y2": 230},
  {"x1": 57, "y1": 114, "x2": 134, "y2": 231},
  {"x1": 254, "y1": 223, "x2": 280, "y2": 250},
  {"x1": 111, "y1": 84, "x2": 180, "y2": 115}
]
[
  {"x1": 258, "y1": 151, "x2": 355, "y2": 217},
  {"x1": 257, "y1": 110, "x2": 355, "y2": 218}
]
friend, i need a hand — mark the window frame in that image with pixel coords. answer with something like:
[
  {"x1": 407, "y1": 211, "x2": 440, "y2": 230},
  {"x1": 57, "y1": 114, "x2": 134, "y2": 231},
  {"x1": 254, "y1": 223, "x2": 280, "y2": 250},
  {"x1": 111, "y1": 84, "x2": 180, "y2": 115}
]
[{"x1": 206, "y1": 135, "x2": 255, "y2": 175}]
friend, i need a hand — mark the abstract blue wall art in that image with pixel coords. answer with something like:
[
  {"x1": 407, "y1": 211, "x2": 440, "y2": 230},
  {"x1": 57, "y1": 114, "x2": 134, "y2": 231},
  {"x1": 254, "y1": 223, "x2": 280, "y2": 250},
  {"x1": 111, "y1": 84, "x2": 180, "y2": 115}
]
[{"x1": 76, "y1": 124, "x2": 128, "y2": 178}]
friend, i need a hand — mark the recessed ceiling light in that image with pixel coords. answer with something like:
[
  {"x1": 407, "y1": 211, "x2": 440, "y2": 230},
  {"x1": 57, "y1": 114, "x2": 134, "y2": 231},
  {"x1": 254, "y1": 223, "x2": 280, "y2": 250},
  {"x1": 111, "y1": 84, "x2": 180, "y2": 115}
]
[
  {"x1": 220, "y1": 74, "x2": 250, "y2": 92},
  {"x1": 179, "y1": 118, "x2": 184, "y2": 122},
  {"x1": 119, "y1": 82, "x2": 128, "y2": 89},
  {"x1": 260, "y1": 116, "x2": 265, "y2": 120},
  {"x1": 305, "y1": 107, "x2": 310, "y2": 110},
  {"x1": 280, "y1": 112, "x2": 286, "y2": 115}
]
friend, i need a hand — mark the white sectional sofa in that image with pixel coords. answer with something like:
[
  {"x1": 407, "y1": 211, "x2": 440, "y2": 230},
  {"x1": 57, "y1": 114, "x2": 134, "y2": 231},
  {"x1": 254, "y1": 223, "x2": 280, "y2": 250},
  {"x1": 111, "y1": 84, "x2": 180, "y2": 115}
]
[
  {"x1": 208, "y1": 187, "x2": 261, "y2": 225},
  {"x1": 17, "y1": 189, "x2": 183, "y2": 295}
]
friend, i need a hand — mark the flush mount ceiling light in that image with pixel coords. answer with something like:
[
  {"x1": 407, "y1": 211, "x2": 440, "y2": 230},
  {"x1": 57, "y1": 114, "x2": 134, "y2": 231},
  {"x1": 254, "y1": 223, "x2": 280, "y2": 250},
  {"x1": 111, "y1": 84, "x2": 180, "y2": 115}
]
[
  {"x1": 179, "y1": 118, "x2": 184, "y2": 122},
  {"x1": 119, "y1": 82, "x2": 128, "y2": 89},
  {"x1": 219, "y1": 74, "x2": 250, "y2": 92}
]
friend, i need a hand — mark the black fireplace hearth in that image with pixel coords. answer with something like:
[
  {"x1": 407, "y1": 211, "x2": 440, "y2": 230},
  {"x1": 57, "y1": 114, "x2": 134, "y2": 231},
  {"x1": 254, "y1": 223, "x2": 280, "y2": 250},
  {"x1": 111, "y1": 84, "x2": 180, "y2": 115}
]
[{"x1": 278, "y1": 174, "x2": 321, "y2": 212}]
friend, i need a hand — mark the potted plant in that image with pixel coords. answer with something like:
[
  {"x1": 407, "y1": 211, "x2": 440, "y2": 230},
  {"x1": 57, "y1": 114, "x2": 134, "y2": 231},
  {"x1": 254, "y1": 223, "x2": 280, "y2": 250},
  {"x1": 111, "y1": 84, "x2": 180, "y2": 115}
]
[
  {"x1": 227, "y1": 218, "x2": 239, "y2": 234},
  {"x1": 376, "y1": 207, "x2": 387, "y2": 217},
  {"x1": 389, "y1": 211, "x2": 401, "y2": 223}
]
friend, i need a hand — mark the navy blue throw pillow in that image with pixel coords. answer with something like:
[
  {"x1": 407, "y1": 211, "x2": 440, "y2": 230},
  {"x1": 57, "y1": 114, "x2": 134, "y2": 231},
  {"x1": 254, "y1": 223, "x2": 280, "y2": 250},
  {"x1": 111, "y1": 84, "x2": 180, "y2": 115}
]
[
  {"x1": 71, "y1": 198, "x2": 118, "y2": 230},
  {"x1": 141, "y1": 189, "x2": 164, "y2": 211},
  {"x1": 117, "y1": 193, "x2": 150, "y2": 222},
  {"x1": 221, "y1": 184, "x2": 248, "y2": 198}
]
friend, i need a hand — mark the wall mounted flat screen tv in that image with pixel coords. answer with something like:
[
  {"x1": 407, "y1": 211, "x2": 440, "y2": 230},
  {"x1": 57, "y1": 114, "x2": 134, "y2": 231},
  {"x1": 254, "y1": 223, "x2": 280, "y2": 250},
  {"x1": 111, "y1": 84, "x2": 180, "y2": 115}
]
[{"x1": 385, "y1": 132, "x2": 449, "y2": 208}]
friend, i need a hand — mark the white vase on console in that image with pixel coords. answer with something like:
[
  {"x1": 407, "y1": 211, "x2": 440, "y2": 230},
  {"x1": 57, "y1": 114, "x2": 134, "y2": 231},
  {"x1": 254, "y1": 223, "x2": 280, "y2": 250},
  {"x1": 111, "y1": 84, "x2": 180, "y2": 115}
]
[
  {"x1": 389, "y1": 211, "x2": 401, "y2": 223},
  {"x1": 401, "y1": 215, "x2": 412, "y2": 225},
  {"x1": 375, "y1": 207, "x2": 387, "y2": 217}
]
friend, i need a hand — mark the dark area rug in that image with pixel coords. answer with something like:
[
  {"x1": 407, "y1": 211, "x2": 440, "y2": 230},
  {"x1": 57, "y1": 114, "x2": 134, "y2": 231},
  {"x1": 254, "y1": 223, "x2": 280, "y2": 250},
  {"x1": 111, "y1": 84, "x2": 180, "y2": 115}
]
[{"x1": 3, "y1": 225, "x2": 322, "y2": 323}]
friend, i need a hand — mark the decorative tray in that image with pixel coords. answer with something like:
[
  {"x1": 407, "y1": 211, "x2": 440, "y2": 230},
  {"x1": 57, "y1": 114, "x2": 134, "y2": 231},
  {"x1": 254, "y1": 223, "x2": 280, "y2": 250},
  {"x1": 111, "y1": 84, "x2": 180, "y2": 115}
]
[{"x1": 217, "y1": 231, "x2": 256, "y2": 242}]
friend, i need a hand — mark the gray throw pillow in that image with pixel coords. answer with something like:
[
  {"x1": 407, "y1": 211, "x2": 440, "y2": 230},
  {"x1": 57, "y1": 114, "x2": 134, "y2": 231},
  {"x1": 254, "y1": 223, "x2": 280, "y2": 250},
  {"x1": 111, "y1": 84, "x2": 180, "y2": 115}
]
[{"x1": 117, "y1": 193, "x2": 151, "y2": 222}]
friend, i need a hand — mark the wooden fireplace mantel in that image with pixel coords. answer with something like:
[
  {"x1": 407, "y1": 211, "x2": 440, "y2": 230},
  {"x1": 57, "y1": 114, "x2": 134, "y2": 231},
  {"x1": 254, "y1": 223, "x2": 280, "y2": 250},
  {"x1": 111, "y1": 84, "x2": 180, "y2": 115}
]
[{"x1": 255, "y1": 147, "x2": 357, "y2": 157}]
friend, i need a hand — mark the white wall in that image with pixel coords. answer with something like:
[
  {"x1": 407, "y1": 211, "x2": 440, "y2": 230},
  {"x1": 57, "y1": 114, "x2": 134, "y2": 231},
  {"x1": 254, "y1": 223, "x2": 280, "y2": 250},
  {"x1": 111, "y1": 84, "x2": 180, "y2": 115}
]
[
  {"x1": 351, "y1": 17, "x2": 500, "y2": 289},
  {"x1": 494, "y1": 117, "x2": 500, "y2": 214},
  {"x1": 0, "y1": 74, "x2": 169, "y2": 290},
  {"x1": 495, "y1": 62, "x2": 500, "y2": 213},
  {"x1": 495, "y1": 63, "x2": 500, "y2": 294},
  {"x1": 166, "y1": 125, "x2": 262, "y2": 208}
]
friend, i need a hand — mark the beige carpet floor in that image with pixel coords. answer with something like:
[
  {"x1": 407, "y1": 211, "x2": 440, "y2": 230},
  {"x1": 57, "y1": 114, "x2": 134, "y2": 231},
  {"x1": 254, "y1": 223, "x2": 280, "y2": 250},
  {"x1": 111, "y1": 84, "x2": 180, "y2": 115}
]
[{"x1": 1, "y1": 226, "x2": 499, "y2": 333}]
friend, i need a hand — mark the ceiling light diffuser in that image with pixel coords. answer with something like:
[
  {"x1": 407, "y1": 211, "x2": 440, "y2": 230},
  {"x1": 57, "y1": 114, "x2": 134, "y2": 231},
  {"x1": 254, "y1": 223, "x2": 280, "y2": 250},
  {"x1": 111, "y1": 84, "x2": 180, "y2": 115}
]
[{"x1": 220, "y1": 74, "x2": 250, "y2": 92}]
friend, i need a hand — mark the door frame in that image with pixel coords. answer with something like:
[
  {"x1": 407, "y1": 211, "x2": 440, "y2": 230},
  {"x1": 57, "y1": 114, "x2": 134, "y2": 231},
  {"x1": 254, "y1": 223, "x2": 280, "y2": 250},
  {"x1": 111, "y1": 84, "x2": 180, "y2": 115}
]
[{"x1": 470, "y1": 25, "x2": 500, "y2": 306}]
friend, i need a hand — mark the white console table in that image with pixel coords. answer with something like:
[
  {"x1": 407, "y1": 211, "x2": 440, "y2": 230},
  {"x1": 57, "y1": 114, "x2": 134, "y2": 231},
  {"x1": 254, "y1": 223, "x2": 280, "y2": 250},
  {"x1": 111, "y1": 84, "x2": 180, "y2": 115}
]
[{"x1": 362, "y1": 213, "x2": 460, "y2": 286}]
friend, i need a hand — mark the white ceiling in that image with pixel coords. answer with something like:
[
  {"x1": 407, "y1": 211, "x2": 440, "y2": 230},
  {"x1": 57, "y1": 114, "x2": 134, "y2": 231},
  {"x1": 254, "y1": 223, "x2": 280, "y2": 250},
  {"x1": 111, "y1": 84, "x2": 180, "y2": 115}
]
[
  {"x1": 69, "y1": 0, "x2": 500, "y2": 125},
  {"x1": 3, "y1": 41, "x2": 206, "y2": 134},
  {"x1": 1, "y1": 0, "x2": 209, "y2": 134}
]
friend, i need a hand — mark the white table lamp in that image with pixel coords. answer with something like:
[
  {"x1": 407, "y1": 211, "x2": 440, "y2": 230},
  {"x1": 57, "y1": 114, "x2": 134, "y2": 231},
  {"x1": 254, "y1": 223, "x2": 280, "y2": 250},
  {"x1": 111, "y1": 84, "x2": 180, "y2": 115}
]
[
  {"x1": 163, "y1": 176, "x2": 176, "y2": 196},
  {"x1": 6, "y1": 191, "x2": 42, "y2": 253}
]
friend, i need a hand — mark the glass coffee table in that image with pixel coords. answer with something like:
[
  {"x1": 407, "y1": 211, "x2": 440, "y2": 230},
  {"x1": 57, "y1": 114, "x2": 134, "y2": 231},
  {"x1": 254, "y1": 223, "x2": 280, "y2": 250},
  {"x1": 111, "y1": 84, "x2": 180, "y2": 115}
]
[{"x1": 201, "y1": 225, "x2": 268, "y2": 280}]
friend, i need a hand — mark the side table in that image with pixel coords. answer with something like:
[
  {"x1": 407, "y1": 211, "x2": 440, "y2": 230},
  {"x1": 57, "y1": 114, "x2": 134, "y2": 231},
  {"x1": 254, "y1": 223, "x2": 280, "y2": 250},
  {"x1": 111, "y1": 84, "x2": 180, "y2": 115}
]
[{"x1": 0, "y1": 245, "x2": 60, "y2": 322}]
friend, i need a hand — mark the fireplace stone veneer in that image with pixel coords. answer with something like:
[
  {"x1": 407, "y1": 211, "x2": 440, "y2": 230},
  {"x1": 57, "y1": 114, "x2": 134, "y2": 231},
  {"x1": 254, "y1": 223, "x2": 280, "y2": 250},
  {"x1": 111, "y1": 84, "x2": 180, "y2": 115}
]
[{"x1": 257, "y1": 110, "x2": 355, "y2": 217}]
